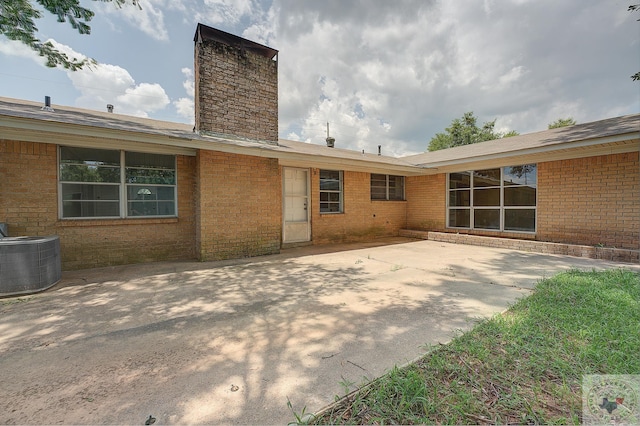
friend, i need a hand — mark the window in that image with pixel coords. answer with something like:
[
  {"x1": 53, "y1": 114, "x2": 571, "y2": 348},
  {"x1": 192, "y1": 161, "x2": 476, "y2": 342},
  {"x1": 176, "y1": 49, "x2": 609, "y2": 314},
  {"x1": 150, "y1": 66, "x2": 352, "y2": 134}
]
[
  {"x1": 59, "y1": 147, "x2": 176, "y2": 218},
  {"x1": 319, "y1": 170, "x2": 342, "y2": 213},
  {"x1": 371, "y1": 174, "x2": 405, "y2": 200},
  {"x1": 447, "y1": 164, "x2": 536, "y2": 232}
]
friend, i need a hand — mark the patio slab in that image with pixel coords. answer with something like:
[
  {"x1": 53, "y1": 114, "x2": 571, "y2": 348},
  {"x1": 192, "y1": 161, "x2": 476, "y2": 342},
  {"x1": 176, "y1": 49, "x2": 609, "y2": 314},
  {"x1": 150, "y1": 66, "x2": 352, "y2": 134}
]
[{"x1": 1, "y1": 238, "x2": 637, "y2": 424}]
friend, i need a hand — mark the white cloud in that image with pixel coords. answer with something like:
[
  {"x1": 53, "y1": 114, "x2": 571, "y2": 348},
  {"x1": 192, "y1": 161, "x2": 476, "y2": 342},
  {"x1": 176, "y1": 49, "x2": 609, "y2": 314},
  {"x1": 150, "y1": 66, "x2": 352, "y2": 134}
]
[
  {"x1": 193, "y1": 0, "x2": 258, "y2": 25},
  {"x1": 0, "y1": 39, "x2": 48, "y2": 63},
  {"x1": 180, "y1": 67, "x2": 195, "y2": 97},
  {"x1": 173, "y1": 97, "x2": 194, "y2": 122},
  {"x1": 173, "y1": 67, "x2": 194, "y2": 122},
  {"x1": 48, "y1": 40, "x2": 169, "y2": 117},
  {"x1": 268, "y1": 0, "x2": 639, "y2": 154},
  {"x1": 98, "y1": 0, "x2": 169, "y2": 41}
]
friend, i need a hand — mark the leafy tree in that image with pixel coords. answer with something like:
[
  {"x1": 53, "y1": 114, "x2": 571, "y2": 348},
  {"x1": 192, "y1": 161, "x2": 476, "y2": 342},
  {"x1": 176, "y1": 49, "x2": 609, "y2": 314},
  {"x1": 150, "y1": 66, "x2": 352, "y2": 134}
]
[
  {"x1": 631, "y1": 4, "x2": 640, "y2": 81},
  {"x1": 548, "y1": 117, "x2": 576, "y2": 129},
  {"x1": 427, "y1": 112, "x2": 518, "y2": 151},
  {"x1": 0, "y1": 0, "x2": 139, "y2": 70}
]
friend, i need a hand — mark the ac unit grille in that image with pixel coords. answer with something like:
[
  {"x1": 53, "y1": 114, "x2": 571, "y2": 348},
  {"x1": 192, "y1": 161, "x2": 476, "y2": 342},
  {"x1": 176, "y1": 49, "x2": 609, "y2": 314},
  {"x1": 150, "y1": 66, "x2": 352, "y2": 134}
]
[{"x1": 0, "y1": 236, "x2": 62, "y2": 297}]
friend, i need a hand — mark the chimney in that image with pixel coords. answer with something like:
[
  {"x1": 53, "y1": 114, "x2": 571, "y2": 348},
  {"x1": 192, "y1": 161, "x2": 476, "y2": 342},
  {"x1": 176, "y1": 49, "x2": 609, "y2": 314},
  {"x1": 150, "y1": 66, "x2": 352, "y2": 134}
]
[
  {"x1": 193, "y1": 24, "x2": 279, "y2": 143},
  {"x1": 107, "y1": 104, "x2": 114, "y2": 113},
  {"x1": 378, "y1": 145, "x2": 381, "y2": 156}
]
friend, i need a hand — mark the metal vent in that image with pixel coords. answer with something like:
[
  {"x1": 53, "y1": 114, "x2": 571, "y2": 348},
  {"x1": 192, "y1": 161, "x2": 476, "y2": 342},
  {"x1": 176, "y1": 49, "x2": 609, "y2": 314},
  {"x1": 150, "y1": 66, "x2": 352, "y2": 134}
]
[{"x1": 0, "y1": 236, "x2": 61, "y2": 296}]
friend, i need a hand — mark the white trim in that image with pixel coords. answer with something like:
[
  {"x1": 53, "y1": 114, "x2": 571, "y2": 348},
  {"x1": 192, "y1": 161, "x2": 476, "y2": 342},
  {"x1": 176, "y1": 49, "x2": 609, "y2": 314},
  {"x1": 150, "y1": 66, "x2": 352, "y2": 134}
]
[
  {"x1": 446, "y1": 166, "x2": 537, "y2": 233},
  {"x1": 282, "y1": 167, "x2": 311, "y2": 243},
  {"x1": 58, "y1": 146, "x2": 178, "y2": 220}
]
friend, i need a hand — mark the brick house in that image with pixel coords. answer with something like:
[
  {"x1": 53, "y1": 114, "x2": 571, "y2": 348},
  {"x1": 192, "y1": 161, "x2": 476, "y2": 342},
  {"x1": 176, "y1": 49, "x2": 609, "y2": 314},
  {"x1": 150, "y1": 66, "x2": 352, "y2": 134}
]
[{"x1": 1, "y1": 24, "x2": 638, "y2": 270}]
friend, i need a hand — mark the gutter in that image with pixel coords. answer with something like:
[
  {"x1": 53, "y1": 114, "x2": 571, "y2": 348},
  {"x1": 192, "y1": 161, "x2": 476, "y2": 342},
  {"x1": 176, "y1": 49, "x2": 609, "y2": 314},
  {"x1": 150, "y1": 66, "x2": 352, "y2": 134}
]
[
  {"x1": 414, "y1": 132, "x2": 640, "y2": 169},
  {"x1": 0, "y1": 115, "x2": 428, "y2": 176}
]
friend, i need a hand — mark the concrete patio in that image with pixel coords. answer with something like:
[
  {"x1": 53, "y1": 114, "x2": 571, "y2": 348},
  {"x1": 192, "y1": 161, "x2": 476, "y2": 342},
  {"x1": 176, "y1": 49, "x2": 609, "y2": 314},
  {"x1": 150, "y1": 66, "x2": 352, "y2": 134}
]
[{"x1": 1, "y1": 238, "x2": 637, "y2": 424}]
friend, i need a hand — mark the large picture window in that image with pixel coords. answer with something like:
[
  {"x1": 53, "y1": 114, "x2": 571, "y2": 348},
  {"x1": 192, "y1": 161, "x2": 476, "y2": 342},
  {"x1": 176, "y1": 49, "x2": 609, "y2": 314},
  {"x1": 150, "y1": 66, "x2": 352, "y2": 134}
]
[
  {"x1": 371, "y1": 174, "x2": 405, "y2": 200},
  {"x1": 448, "y1": 165, "x2": 536, "y2": 232},
  {"x1": 59, "y1": 147, "x2": 176, "y2": 219},
  {"x1": 319, "y1": 170, "x2": 343, "y2": 213}
]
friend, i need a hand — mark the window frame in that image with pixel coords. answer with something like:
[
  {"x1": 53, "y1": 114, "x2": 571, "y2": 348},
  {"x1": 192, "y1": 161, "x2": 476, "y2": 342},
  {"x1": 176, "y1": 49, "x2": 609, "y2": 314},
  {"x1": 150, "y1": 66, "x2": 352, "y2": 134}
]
[
  {"x1": 447, "y1": 165, "x2": 537, "y2": 233},
  {"x1": 58, "y1": 146, "x2": 178, "y2": 219},
  {"x1": 319, "y1": 169, "x2": 343, "y2": 214},
  {"x1": 370, "y1": 174, "x2": 405, "y2": 201}
]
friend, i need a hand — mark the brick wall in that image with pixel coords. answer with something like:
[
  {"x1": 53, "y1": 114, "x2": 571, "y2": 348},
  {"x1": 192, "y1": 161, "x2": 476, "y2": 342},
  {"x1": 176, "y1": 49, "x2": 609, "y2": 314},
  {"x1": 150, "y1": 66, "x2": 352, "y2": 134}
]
[
  {"x1": 0, "y1": 140, "x2": 197, "y2": 270},
  {"x1": 537, "y1": 152, "x2": 639, "y2": 250},
  {"x1": 196, "y1": 150, "x2": 281, "y2": 260},
  {"x1": 310, "y1": 169, "x2": 407, "y2": 243},
  {"x1": 403, "y1": 152, "x2": 639, "y2": 250},
  {"x1": 399, "y1": 231, "x2": 639, "y2": 263},
  {"x1": 405, "y1": 174, "x2": 446, "y2": 231},
  {"x1": 0, "y1": 141, "x2": 58, "y2": 236},
  {"x1": 194, "y1": 38, "x2": 278, "y2": 141}
]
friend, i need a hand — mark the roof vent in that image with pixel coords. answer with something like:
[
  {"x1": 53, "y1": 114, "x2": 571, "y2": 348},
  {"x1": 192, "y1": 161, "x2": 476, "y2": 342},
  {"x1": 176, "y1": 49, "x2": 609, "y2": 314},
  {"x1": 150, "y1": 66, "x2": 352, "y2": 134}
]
[
  {"x1": 378, "y1": 145, "x2": 381, "y2": 156},
  {"x1": 325, "y1": 122, "x2": 335, "y2": 148},
  {"x1": 41, "y1": 96, "x2": 54, "y2": 112},
  {"x1": 107, "y1": 104, "x2": 114, "y2": 113},
  {"x1": 326, "y1": 136, "x2": 335, "y2": 148}
]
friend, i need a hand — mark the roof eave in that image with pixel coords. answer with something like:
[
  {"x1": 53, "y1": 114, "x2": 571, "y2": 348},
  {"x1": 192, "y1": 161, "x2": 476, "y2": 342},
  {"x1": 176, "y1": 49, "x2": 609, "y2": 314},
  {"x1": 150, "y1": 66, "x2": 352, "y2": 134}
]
[
  {"x1": 0, "y1": 115, "x2": 428, "y2": 175},
  {"x1": 414, "y1": 132, "x2": 640, "y2": 171}
]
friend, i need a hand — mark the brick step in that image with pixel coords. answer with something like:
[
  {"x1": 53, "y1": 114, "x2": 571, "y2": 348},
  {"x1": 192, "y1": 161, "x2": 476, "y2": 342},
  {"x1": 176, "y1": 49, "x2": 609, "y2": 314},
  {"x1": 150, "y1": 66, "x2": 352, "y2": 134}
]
[{"x1": 399, "y1": 230, "x2": 639, "y2": 264}]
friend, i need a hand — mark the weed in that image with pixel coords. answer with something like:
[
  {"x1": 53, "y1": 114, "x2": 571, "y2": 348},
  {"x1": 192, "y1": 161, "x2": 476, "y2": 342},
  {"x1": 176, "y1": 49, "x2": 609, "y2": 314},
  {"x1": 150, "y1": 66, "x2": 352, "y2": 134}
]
[
  {"x1": 287, "y1": 397, "x2": 315, "y2": 425},
  {"x1": 1, "y1": 297, "x2": 32, "y2": 305},
  {"x1": 338, "y1": 376, "x2": 356, "y2": 396}
]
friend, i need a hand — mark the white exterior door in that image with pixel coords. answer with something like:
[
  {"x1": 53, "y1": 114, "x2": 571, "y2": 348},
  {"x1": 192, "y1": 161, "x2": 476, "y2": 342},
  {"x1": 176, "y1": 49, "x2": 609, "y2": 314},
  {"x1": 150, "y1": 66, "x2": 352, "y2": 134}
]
[{"x1": 283, "y1": 167, "x2": 310, "y2": 243}]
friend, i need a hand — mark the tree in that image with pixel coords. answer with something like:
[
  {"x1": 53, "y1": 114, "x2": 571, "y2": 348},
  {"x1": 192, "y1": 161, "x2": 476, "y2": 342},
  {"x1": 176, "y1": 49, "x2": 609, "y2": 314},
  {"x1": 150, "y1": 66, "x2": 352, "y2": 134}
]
[
  {"x1": 548, "y1": 117, "x2": 576, "y2": 129},
  {"x1": 0, "y1": 0, "x2": 138, "y2": 70},
  {"x1": 427, "y1": 112, "x2": 518, "y2": 152},
  {"x1": 631, "y1": 4, "x2": 640, "y2": 81}
]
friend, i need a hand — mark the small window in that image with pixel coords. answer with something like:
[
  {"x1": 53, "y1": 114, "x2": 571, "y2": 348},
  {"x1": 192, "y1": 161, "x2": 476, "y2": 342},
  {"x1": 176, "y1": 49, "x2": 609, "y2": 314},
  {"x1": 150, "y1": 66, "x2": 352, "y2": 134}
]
[
  {"x1": 319, "y1": 170, "x2": 342, "y2": 213},
  {"x1": 59, "y1": 147, "x2": 177, "y2": 219},
  {"x1": 371, "y1": 174, "x2": 405, "y2": 200}
]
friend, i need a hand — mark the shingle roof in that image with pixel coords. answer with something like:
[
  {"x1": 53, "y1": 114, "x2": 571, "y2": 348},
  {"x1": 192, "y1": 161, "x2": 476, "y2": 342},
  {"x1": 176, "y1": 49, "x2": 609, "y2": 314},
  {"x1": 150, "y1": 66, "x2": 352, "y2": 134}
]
[
  {"x1": 0, "y1": 97, "x2": 418, "y2": 174},
  {"x1": 403, "y1": 113, "x2": 640, "y2": 167},
  {"x1": 1, "y1": 96, "x2": 637, "y2": 175}
]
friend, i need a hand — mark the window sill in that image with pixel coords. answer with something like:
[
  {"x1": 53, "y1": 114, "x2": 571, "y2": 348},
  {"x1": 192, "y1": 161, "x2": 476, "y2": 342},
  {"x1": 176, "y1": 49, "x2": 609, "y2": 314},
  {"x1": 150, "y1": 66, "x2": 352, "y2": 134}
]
[
  {"x1": 57, "y1": 217, "x2": 179, "y2": 227},
  {"x1": 446, "y1": 227, "x2": 536, "y2": 238}
]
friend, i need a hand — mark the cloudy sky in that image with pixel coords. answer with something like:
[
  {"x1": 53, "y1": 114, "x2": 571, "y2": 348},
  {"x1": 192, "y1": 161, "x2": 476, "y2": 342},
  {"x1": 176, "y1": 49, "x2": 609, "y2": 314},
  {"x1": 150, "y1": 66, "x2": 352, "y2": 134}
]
[{"x1": 1, "y1": 0, "x2": 638, "y2": 156}]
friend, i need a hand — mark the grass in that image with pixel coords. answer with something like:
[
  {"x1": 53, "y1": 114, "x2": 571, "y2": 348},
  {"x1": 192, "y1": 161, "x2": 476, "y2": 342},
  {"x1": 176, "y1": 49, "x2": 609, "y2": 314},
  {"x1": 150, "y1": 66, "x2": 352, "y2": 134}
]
[{"x1": 308, "y1": 269, "x2": 640, "y2": 425}]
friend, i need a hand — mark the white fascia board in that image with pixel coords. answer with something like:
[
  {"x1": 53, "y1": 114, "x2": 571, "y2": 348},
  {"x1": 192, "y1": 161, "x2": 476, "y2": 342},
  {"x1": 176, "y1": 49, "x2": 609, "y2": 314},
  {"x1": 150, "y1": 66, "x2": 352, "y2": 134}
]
[
  {"x1": 1, "y1": 116, "x2": 198, "y2": 156},
  {"x1": 277, "y1": 155, "x2": 426, "y2": 176},
  {"x1": 1, "y1": 115, "x2": 429, "y2": 175}
]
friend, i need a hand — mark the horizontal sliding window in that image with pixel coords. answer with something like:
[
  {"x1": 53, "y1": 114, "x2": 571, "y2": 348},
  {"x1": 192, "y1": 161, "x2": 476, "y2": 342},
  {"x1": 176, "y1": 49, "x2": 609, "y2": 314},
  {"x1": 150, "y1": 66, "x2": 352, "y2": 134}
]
[
  {"x1": 447, "y1": 164, "x2": 537, "y2": 232},
  {"x1": 59, "y1": 147, "x2": 176, "y2": 219}
]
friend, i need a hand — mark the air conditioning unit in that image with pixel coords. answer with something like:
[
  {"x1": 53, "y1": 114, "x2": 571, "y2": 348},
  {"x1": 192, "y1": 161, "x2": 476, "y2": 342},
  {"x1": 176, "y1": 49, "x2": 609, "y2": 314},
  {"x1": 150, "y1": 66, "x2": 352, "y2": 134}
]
[{"x1": 0, "y1": 236, "x2": 62, "y2": 297}]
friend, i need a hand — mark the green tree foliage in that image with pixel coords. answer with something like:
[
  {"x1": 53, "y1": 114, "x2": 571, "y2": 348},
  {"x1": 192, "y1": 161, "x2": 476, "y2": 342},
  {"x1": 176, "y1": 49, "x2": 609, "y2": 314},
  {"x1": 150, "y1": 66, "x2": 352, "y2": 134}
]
[
  {"x1": 547, "y1": 117, "x2": 576, "y2": 129},
  {"x1": 427, "y1": 112, "x2": 519, "y2": 152},
  {"x1": 631, "y1": 5, "x2": 640, "y2": 81},
  {"x1": 0, "y1": 0, "x2": 139, "y2": 70}
]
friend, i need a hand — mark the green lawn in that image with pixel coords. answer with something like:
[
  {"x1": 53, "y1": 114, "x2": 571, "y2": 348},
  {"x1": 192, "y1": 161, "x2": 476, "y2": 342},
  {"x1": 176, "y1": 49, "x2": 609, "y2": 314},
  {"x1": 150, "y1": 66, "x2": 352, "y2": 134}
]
[{"x1": 305, "y1": 269, "x2": 640, "y2": 425}]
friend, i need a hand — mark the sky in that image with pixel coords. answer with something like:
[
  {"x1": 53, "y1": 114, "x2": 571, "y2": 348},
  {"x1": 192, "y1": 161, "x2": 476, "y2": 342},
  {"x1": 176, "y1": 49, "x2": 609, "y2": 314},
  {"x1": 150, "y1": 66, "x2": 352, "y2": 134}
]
[{"x1": 1, "y1": 0, "x2": 638, "y2": 156}]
